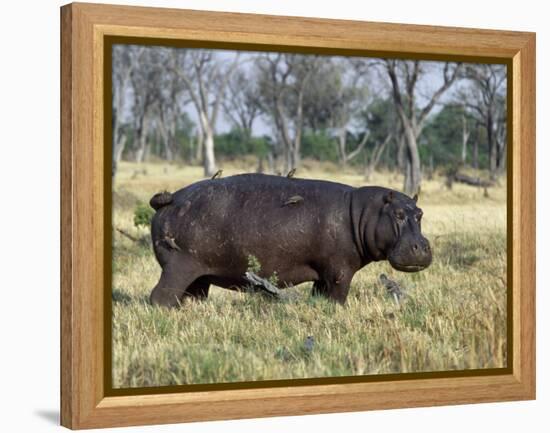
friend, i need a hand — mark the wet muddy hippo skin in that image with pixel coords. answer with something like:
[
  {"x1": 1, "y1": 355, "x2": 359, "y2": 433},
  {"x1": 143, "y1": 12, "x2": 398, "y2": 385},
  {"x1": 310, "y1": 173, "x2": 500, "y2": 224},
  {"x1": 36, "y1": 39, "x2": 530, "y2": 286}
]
[{"x1": 149, "y1": 173, "x2": 431, "y2": 307}]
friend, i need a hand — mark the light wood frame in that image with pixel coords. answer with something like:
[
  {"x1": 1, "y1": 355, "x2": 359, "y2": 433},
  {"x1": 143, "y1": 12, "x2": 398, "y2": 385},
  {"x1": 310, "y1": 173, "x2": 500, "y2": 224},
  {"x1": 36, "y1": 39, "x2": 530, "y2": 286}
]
[{"x1": 60, "y1": 2, "x2": 536, "y2": 429}]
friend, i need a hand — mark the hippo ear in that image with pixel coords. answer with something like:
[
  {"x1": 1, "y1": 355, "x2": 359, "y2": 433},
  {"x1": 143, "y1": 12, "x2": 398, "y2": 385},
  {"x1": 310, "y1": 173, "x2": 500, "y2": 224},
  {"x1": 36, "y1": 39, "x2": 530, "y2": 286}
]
[{"x1": 383, "y1": 191, "x2": 394, "y2": 204}]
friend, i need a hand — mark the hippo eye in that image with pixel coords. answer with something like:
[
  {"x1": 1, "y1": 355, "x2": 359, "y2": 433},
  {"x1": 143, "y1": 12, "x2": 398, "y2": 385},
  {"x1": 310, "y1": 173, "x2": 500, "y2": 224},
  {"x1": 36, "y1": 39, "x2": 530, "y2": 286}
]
[{"x1": 395, "y1": 209, "x2": 406, "y2": 221}]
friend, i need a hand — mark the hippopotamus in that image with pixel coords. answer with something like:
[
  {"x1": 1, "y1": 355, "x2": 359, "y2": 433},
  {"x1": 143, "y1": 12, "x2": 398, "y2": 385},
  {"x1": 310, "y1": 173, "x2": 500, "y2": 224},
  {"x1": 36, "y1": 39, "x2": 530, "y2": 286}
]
[{"x1": 148, "y1": 173, "x2": 431, "y2": 307}]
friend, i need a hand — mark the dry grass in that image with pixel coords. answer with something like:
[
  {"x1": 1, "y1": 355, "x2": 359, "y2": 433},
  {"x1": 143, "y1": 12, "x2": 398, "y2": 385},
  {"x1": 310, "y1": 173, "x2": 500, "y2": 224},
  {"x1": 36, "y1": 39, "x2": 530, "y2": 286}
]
[{"x1": 112, "y1": 160, "x2": 507, "y2": 388}]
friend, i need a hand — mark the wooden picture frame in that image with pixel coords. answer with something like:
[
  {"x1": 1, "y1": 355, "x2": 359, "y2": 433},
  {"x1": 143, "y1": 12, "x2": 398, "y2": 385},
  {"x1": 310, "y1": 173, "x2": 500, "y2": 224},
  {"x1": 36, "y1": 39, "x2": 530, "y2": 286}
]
[{"x1": 60, "y1": 2, "x2": 536, "y2": 429}]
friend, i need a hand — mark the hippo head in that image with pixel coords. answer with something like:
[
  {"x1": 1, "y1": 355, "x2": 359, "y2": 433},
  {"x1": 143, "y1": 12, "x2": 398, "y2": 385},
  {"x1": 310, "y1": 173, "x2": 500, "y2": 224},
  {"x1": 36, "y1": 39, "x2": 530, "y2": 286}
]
[
  {"x1": 353, "y1": 188, "x2": 432, "y2": 272},
  {"x1": 375, "y1": 191, "x2": 432, "y2": 272}
]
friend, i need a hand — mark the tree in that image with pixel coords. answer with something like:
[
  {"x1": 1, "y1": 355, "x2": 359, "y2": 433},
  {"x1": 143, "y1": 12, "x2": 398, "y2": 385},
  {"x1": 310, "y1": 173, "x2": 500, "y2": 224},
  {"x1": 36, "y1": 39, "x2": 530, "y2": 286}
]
[
  {"x1": 361, "y1": 97, "x2": 397, "y2": 179},
  {"x1": 422, "y1": 104, "x2": 478, "y2": 167},
  {"x1": 172, "y1": 50, "x2": 240, "y2": 176},
  {"x1": 129, "y1": 48, "x2": 164, "y2": 163},
  {"x1": 222, "y1": 68, "x2": 260, "y2": 140},
  {"x1": 301, "y1": 58, "x2": 342, "y2": 131},
  {"x1": 385, "y1": 60, "x2": 461, "y2": 195},
  {"x1": 460, "y1": 64, "x2": 507, "y2": 176},
  {"x1": 152, "y1": 49, "x2": 189, "y2": 161},
  {"x1": 461, "y1": 110, "x2": 470, "y2": 164},
  {"x1": 256, "y1": 53, "x2": 320, "y2": 172},
  {"x1": 325, "y1": 59, "x2": 373, "y2": 166},
  {"x1": 364, "y1": 134, "x2": 392, "y2": 180},
  {"x1": 112, "y1": 45, "x2": 144, "y2": 175}
]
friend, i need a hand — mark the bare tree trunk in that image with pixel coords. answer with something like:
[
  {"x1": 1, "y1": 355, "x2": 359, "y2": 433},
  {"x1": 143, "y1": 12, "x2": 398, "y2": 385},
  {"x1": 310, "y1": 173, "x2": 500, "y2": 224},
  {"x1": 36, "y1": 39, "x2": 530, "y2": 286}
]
[
  {"x1": 497, "y1": 139, "x2": 507, "y2": 174},
  {"x1": 203, "y1": 127, "x2": 216, "y2": 177},
  {"x1": 112, "y1": 92, "x2": 126, "y2": 169},
  {"x1": 396, "y1": 132, "x2": 406, "y2": 170},
  {"x1": 472, "y1": 134, "x2": 479, "y2": 170},
  {"x1": 146, "y1": 124, "x2": 156, "y2": 162},
  {"x1": 385, "y1": 60, "x2": 460, "y2": 196},
  {"x1": 165, "y1": 139, "x2": 174, "y2": 161},
  {"x1": 157, "y1": 115, "x2": 174, "y2": 161},
  {"x1": 490, "y1": 134, "x2": 500, "y2": 176},
  {"x1": 188, "y1": 134, "x2": 195, "y2": 163},
  {"x1": 112, "y1": 134, "x2": 126, "y2": 179},
  {"x1": 113, "y1": 134, "x2": 127, "y2": 165},
  {"x1": 289, "y1": 66, "x2": 310, "y2": 171},
  {"x1": 134, "y1": 115, "x2": 149, "y2": 163},
  {"x1": 291, "y1": 142, "x2": 301, "y2": 170},
  {"x1": 426, "y1": 154, "x2": 434, "y2": 180},
  {"x1": 257, "y1": 156, "x2": 265, "y2": 173},
  {"x1": 269, "y1": 128, "x2": 285, "y2": 174},
  {"x1": 402, "y1": 126, "x2": 422, "y2": 196},
  {"x1": 364, "y1": 134, "x2": 391, "y2": 181},
  {"x1": 267, "y1": 151, "x2": 275, "y2": 174},
  {"x1": 404, "y1": 158, "x2": 413, "y2": 195},
  {"x1": 487, "y1": 114, "x2": 498, "y2": 177},
  {"x1": 168, "y1": 117, "x2": 177, "y2": 161},
  {"x1": 112, "y1": 104, "x2": 128, "y2": 177},
  {"x1": 194, "y1": 128, "x2": 203, "y2": 164},
  {"x1": 112, "y1": 109, "x2": 125, "y2": 168},
  {"x1": 495, "y1": 118, "x2": 507, "y2": 174},
  {"x1": 461, "y1": 64, "x2": 506, "y2": 176},
  {"x1": 364, "y1": 163, "x2": 373, "y2": 181},
  {"x1": 274, "y1": 101, "x2": 294, "y2": 173},
  {"x1": 461, "y1": 136, "x2": 468, "y2": 163},
  {"x1": 112, "y1": 115, "x2": 123, "y2": 179},
  {"x1": 112, "y1": 47, "x2": 142, "y2": 178},
  {"x1": 499, "y1": 145, "x2": 507, "y2": 173},
  {"x1": 174, "y1": 51, "x2": 240, "y2": 175},
  {"x1": 284, "y1": 146, "x2": 292, "y2": 174},
  {"x1": 135, "y1": 143, "x2": 145, "y2": 163},
  {"x1": 337, "y1": 127, "x2": 347, "y2": 166},
  {"x1": 461, "y1": 114, "x2": 470, "y2": 163}
]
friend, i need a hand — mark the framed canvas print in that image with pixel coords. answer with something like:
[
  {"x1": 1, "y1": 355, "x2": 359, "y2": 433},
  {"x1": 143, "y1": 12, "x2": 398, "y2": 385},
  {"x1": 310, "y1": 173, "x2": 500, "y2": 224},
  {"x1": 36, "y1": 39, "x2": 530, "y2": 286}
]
[{"x1": 60, "y1": 2, "x2": 536, "y2": 429}]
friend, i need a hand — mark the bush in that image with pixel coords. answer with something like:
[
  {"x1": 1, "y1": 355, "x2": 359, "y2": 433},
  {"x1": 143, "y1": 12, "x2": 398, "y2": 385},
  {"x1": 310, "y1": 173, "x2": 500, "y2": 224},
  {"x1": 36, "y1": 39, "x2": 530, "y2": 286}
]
[
  {"x1": 133, "y1": 202, "x2": 155, "y2": 228},
  {"x1": 301, "y1": 130, "x2": 339, "y2": 162},
  {"x1": 214, "y1": 129, "x2": 271, "y2": 159}
]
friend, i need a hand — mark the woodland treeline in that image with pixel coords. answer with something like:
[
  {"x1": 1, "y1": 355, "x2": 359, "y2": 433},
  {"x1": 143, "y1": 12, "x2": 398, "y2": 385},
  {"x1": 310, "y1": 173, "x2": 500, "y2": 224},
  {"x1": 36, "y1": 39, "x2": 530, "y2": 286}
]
[{"x1": 112, "y1": 45, "x2": 507, "y2": 194}]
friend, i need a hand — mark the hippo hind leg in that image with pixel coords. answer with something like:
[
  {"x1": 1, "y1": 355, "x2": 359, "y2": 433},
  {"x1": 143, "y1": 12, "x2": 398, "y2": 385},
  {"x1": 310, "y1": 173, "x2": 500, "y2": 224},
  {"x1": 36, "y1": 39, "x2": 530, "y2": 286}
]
[{"x1": 149, "y1": 258, "x2": 205, "y2": 308}]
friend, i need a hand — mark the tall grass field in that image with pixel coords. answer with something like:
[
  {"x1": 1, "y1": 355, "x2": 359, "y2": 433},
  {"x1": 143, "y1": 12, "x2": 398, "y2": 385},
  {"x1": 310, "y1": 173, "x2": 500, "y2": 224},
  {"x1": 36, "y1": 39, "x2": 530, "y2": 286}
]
[{"x1": 112, "y1": 160, "x2": 507, "y2": 388}]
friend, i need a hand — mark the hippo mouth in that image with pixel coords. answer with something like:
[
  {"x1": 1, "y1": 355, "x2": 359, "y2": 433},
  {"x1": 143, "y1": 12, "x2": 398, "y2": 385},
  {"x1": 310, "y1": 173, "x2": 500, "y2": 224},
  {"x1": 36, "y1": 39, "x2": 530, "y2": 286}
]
[
  {"x1": 389, "y1": 261, "x2": 429, "y2": 272},
  {"x1": 388, "y1": 249, "x2": 432, "y2": 272}
]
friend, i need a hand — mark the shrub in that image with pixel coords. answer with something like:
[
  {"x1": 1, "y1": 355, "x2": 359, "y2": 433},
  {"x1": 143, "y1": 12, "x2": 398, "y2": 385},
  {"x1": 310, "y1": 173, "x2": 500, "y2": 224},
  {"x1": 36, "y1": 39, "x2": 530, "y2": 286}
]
[{"x1": 133, "y1": 202, "x2": 155, "y2": 228}]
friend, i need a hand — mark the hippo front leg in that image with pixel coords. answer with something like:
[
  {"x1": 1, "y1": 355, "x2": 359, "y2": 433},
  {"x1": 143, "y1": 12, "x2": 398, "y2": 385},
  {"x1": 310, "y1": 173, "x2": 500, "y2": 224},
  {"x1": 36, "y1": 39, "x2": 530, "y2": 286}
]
[
  {"x1": 312, "y1": 280, "x2": 330, "y2": 297},
  {"x1": 312, "y1": 270, "x2": 353, "y2": 305}
]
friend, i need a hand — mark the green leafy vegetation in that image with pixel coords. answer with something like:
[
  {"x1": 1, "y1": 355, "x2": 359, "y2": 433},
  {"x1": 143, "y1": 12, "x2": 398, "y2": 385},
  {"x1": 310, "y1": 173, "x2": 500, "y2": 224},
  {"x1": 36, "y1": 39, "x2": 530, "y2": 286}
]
[{"x1": 133, "y1": 201, "x2": 154, "y2": 229}]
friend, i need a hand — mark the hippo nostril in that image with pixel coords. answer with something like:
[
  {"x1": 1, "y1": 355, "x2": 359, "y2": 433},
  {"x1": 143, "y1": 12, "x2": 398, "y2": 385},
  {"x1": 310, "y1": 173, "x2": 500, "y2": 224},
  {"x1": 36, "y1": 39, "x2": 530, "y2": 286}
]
[{"x1": 412, "y1": 244, "x2": 419, "y2": 251}]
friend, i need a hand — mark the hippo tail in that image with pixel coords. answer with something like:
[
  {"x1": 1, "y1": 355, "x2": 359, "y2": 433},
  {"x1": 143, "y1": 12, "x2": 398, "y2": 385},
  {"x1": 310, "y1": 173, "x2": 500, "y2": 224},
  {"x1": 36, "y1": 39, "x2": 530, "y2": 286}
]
[{"x1": 149, "y1": 191, "x2": 173, "y2": 211}]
